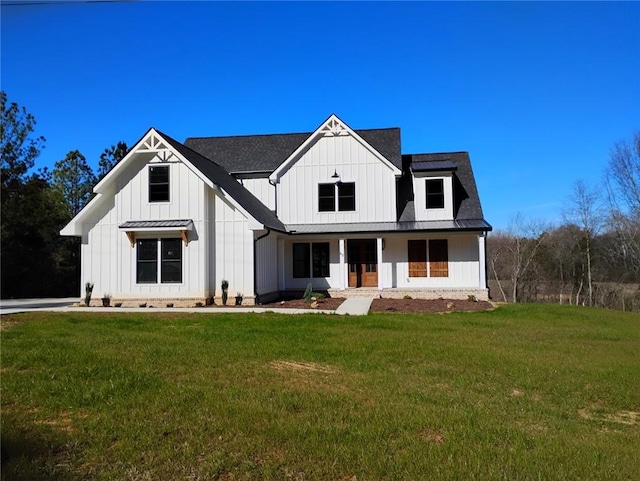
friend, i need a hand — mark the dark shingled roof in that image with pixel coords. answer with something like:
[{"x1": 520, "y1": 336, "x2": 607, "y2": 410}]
[
  {"x1": 156, "y1": 130, "x2": 287, "y2": 233},
  {"x1": 184, "y1": 128, "x2": 402, "y2": 175},
  {"x1": 399, "y1": 152, "x2": 490, "y2": 227},
  {"x1": 411, "y1": 160, "x2": 457, "y2": 172}
]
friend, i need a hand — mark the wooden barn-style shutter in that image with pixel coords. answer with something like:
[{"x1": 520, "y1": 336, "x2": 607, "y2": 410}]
[
  {"x1": 429, "y1": 239, "x2": 449, "y2": 277},
  {"x1": 408, "y1": 240, "x2": 427, "y2": 277}
]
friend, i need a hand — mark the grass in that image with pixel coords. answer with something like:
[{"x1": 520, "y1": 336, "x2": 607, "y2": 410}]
[{"x1": 1, "y1": 304, "x2": 639, "y2": 480}]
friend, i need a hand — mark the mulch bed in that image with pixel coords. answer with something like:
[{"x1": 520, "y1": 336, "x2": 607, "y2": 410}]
[
  {"x1": 259, "y1": 297, "x2": 346, "y2": 310},
  {"x1": 258, "y1": 297, "x2": 493, "y2": 313},
  {"x1": 370, "y1": 298, "x2": 493, "y2": 313}
]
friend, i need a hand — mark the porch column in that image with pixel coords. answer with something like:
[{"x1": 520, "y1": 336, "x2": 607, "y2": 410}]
[
  {"x1": 339, "y1": 238, "x2": 346, "y2": 289},
  {"x1": 478, "y1": 234, "x2": 487, "y2": 289},
  {"x1": 377, "y1": 237, "x2": 383, "y2": 290}
]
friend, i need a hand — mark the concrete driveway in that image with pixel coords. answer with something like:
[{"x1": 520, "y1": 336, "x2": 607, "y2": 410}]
[{"x1": 0, "y1": 298, "x2": 78, "y2": 315}]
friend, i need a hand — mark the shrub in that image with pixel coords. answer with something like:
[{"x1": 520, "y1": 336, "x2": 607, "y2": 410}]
[
  {"x1": 403, "y1": 295, "x2": 412, "y2": 300},
  {"x1": 84, "y1": 282, "x2": 94, "y2": 306},
  {"x1": 303, "y1": 283, "x2": 313, "y2": 303},
  {"x1": 467, "y1": 295, "x2": 477, "y2": 302}
]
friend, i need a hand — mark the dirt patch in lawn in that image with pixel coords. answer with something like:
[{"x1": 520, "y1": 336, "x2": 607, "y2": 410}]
[{"x1": 370, "y1": 298, "x2": 494, "y2": 313}]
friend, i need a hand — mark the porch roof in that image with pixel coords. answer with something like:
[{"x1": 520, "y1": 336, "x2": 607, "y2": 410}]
[{"x1": 285, "y1": 219, "x2": 491, "y2": 235}]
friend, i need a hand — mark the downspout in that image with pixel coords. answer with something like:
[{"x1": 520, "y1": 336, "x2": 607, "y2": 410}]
[
  {"x1": 268, "y1": 178, "x2": 278, "y2": 215},
  {"x1": 253, "y1": 228, "x2": 271, "y2": 305},
  {"x1": 483, "y1": 231, "x2": 490, "y2": 299}
]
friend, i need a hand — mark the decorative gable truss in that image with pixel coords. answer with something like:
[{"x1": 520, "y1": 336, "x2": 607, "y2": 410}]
[{"x1": 268, "y1": 114, "x2": 401, "y2": 183}]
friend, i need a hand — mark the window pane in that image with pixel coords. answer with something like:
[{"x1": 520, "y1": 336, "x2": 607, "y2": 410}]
[
  {"x1": 161, "y1": 239, "x2": 182, "y2": 283},
  {"x1": 407, "y1": 239, "x2": 427, "y2": 277},
  {"x1": 137, "y1": 239, "x2": 157, "y2": 283},
  {"x1": 426, "y1": 179, "x2": 444, "y2": 209},
  {"x1": 338, "y1": 182, "x2": 355, "y2": 211},
  {"x1": 149, "y1": 166, "x2": 169, "y2": 202},
  {"x1": 429, "y1": 239, "x2": 449, "y2": 277},
  {"x1": 292, "y1": 243, "x2": 310, "y2": 278},
  {"x1": 318, "y1": 184, "x2": 335, "y2": 212},
  {"x1": 312, "y1": 243, "x2": 330, "y2": 277}
]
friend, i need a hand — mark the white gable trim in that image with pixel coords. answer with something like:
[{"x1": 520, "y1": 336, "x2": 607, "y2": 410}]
[
  {"x1": 61, "y1": 126, "x2": 265, "y2": 237},
  {"x1": 94, "y1": 129, "x2": 214, "y2": 194},
  {"x1": 268, "y1": 114, "x2": 401, "y2": 183}
]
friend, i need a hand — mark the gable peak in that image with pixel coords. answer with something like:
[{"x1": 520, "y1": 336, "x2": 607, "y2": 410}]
[{"x1": 319, "y1": 114, "x2": 349, "y2": 137}]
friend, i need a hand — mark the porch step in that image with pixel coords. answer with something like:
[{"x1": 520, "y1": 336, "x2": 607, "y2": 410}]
[{"x1": 335, "y1": 298, "x2": 373, "y2": 316}]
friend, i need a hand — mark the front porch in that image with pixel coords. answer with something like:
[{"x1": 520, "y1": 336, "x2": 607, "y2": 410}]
[{"x1": 327, "y1": 287, "x2": 489, "y2": 301}]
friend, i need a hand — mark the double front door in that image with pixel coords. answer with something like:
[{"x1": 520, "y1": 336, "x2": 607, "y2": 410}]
[{"x1": 347, "y1": 239, "x2": 378, "y2": 287}]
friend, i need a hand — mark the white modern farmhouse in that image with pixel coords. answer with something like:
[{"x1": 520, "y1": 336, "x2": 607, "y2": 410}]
[{"x1": 61, "y1": 115, "x2": 492, "y2": 306}]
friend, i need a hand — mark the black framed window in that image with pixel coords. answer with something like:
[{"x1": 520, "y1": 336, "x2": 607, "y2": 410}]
[
  {"x1": 425, "y1": 179, "x2": 444, "y2": 209},
  {"x1": 136, "y1": 238, "x2": 182, "y2": 283},
  {"x1": 312, "y1": 243, "x2": 330, "y2": 277},
  {"x1": 161, "y1": 239, "x2": 182, "y2": 283},
  {"x1": 149, "y1": 165, "x2": 170, "y2": 202},
  {"x1": 318, "y1": 184, "x2": 335, "y2": 212},
  {"x1": 137, "y1": 239, "x2": 158, "y2": 283},
  {"x1": 293, "y1": 243, "x2": 310, "y2": 278},
  {"x1": 338, "y1": 182, "x2": 356, "y2": 211}
]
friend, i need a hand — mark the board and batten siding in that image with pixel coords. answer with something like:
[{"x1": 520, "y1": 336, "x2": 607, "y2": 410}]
[
  {"x1": 80, "y1": 153, "x2": 209, "y2": 298},
  {"x1": 210, "y1": 189, "x2": 254, "y2": 300},
  {"x1": 276, "y1": 135, "x2": 397, "y2": 224},
  {"x1": 255, "y1": 232, "x2": 279, "y2": 296},
  {"x1": 240, "y1": 178, "x2": 275, "y2": 210},
  {"x1": 383, "y1": 234, "x2": 481, "y2": 288},
  {"x1": 412, "y1": 172, "x2": 454, "y2": 221}
]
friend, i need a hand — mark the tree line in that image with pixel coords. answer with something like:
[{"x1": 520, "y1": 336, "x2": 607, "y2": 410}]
[
  {"x1": 2, "y1": 92, "x2": 639, "y2": 310},
  {"x1": 488, "y1": 130, "x2": 640, "y2": 311},
  {"x1": 1, "y1": 92, "x2": 127, "y2": 298}
]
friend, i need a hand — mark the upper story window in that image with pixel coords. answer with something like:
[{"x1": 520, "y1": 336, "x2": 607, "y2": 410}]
[
  {"x1": 149, "y1": 165, "x2": 169, "y2": 202},
  {"x1": 318, "y1": 182, "x2": 356, "y2": 212},
  {"x1": 338, "y1": 182, "x2": 355, "y2": 211},
  {"x1": 425, "y1": 179, "x2": 444, "y2": 209},
  {"x1": 318, "y1": 184, "x2": 335, "y2": 212}
]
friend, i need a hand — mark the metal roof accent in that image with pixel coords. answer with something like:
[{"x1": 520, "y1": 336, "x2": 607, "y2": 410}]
[
  {"x1": 285, "y1": 219, "x2": 491, "y2": 235},
  {"x1": 119, "y1": 219, "x2": 193, "y2": 229},
  {"x1": 411, "y1": 160, "x2": 458, "y2": 172}
]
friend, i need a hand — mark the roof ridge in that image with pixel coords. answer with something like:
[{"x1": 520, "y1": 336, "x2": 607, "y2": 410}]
[{"x1": 185, "y1": 126, "x2": 400, "y2": 141}]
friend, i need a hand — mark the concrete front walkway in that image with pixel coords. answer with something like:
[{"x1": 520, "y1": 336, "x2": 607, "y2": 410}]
[
  {"x1": 335, "y1": 297, "x2": 374, "y2": 316},
  {"x1": 0, "y1": 298, "x2": 372, "y2": 316}
]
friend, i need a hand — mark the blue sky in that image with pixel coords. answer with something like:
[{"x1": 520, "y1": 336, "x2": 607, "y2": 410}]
[{"x1": 2, "y1": 1, "x2": 639, "y2": 230}]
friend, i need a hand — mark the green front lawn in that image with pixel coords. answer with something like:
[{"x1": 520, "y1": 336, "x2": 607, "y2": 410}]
[{"x1": 1, "y1": 305, "x2": 639, "y2": 480}]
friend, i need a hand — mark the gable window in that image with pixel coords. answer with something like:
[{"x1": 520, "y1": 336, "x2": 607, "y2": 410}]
[
  {"x1": 318, "y1": 184, "x2": 335, "y2": 212},
  {"x1": 425, "y1": 179, "x2": 444, "y2": 209},
  {"x1": 338, "y1": 183, "x2": 356, "y2": 211},
  {"x1": 407, "y1": 239, "x2": 449, "y2": 278},
  {"x1": 318, "y1": 182, "x2": 356, "y2": 212},
  {"x1": 136, "y1": 238, "x2": 182, "y2": 283},
  {"x1": 293, "y1": 242, "x2": 330, "y2": 278},
  {"x1": 149, "y1": 165, "x2": 170, "y2": 202}
]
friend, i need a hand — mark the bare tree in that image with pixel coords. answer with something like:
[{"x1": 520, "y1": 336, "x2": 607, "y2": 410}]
[
  {"x1": 606, "y1": 131, "x2": 640, "y2": 278},
  {"x1": 488, "y1": 214, "x2": 548, "y2": 303},
  {"x1": 563, "y1": 180, "x2": 603, "y2": 306}
]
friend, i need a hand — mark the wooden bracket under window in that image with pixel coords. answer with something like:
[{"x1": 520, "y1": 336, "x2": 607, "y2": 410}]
[
  {"x1": 126, "y1": 231, "x2": 135, "y2": 247},
  {"x1": 180, "y1": 230, "x2": 189, "y2": 246}
]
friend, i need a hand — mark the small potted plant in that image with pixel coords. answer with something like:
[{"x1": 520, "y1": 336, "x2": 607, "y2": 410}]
[
  {"x1": 221, "y1": 279, "x2": 229, "y2": 306},
  {"x1": 84, "y1": 282, "x2": 94, "y2": 307},
  {"x1": 235, "y1": 292, "x2": 243, "y2": 306},
  {"x1": 101, "y1": 293, "x2": 111, "y2": 307}
]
